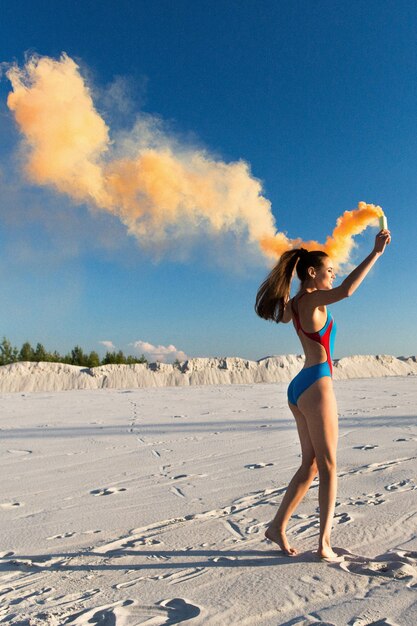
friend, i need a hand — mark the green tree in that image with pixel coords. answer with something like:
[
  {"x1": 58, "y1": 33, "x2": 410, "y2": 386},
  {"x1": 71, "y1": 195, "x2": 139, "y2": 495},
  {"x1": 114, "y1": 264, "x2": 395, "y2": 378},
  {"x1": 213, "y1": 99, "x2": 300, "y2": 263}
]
[
  {"x1": 34, "y1": 343, "x2": 48, "y2": 362},
  {"x1": 87, "y1": 351, "x2": 100, "y2": 368},
  {"x1": 19, "y1": 341, "x2": 35, "y2": 362},
  {"x1": 71, "y1": 345, "x2": 87, "y2": 366},
  {"x1": 61, "y1": 351, "x2": 73, "y2": 364},
  {"x1": 102, "y1": 350, "x2": 128, "y2": 365},
  {"x1": 102, "y1": 351, "x2": 116, "y2": 365},
  {"x1": 125, "y1": 354, "x2": 148, "y2": 365},
  {"x1": 114, "y1": 350, "x2": 127, "y2": 364},
  {"x1": 51, "y1": 350, "x2": 64, "y2": 363},
  {"x1": 0, "y1": 339, "x2": 150, "y2": 367},
  {"x1": 0, "y1": 337, "x2": 19, "y2": 365}
]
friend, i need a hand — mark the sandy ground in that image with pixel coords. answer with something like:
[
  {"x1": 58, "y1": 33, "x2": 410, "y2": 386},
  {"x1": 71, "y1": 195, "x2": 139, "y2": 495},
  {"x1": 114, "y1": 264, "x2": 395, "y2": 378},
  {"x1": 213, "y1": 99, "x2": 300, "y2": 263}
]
[{"x1": 0, "y1": 377, "x2": 416, "y2": 625}]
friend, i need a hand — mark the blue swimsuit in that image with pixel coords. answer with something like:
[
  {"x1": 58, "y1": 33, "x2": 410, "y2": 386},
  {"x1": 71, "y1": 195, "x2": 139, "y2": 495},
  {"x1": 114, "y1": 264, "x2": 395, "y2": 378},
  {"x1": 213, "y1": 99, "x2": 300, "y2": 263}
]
[{"x1": 287, "y1": 294, "x2": 337, "y2": 406}]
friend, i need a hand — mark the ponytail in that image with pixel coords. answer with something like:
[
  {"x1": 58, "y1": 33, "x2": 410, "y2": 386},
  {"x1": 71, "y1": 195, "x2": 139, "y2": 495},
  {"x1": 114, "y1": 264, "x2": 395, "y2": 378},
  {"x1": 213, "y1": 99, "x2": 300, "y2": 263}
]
[
  {"x1": 254, "y1": 248, "x2": 328, "y2": 323},
  {"x1": 254, "y1": 249, "x2": 302, "y2": 322}
]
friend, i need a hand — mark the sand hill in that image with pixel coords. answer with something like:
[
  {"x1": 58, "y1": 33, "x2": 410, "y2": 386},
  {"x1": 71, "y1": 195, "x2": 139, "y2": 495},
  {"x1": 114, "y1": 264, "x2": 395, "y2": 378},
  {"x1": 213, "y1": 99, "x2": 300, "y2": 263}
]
[{"x1": 0, "y1": 354, "x2": 415, "y2": 393}]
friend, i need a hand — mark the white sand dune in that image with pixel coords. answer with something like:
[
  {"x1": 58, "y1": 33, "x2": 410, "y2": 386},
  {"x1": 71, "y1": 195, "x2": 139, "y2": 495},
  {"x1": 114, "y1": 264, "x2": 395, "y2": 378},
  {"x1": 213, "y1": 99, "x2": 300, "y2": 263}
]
[
  {"x1": 0, "y1": 377, "x2": 416, "y2": 625},
  {"x1": 0, "y1": 354, "x2": 416, "y2": 393}
]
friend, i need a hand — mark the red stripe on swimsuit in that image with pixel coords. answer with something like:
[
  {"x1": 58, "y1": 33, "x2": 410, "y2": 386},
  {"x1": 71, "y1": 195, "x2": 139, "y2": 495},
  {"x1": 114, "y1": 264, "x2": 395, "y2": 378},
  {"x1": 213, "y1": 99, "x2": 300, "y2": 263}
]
[{"x1": 291, "y1": 294, "x2": 334, "y2": 375}]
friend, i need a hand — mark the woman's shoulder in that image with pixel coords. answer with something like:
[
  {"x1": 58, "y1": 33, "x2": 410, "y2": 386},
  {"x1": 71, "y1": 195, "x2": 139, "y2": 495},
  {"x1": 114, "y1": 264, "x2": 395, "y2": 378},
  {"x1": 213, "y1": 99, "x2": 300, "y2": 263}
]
[{"x1": 296, "y1": 291, "x2": 326, "y2": 314}]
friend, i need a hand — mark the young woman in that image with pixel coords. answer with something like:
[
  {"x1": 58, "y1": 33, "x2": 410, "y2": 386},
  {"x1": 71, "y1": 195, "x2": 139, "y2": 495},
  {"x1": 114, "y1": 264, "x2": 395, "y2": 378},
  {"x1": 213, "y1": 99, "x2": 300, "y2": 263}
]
[{"x1": 255, "y1": 228, "x2": 391, "y2": 560}]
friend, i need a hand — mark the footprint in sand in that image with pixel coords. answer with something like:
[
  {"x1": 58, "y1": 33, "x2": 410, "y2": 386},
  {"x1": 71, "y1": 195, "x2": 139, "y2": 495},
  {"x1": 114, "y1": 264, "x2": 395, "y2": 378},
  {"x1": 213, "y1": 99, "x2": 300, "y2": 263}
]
[
  {"x1": 6, "y1": 555, "x2": 69, "y2": 571},
  {"x1": 90, "y1": 487, "x2": 127, "y2": 496},
  {"x1": 353, "y1": 444, "x2": 379, "y2": 450},
  {"x1": 164, "y1": 568, "x2": 206, "y2": 585},
  {"x1": 349, "y1": 615, "x2": 399, "y2": 626},
  {"x1": 170, "y1": 486, "x2": 186, "y2": 499},
  {"x1": 292, "y1": 517, "x2": 320, "y2": 535},
  {"x1": 7, "y1": 449, "x2": 32, "y2": 455},
  {"x1": 141, "y1": 567, "x2": 206, "y2": 585},
  {"x1": 0, "y1": 501, "x2": 23, "y2": 509},
  {"x1": 65, "y1": 598, "x2": 201, "y2": 626},
  {"x1": 335, "y1": 511, "x2": 353, "y2": 524},
  {"x1": 94, "y1": 535, "x2": 163, "y2": 555},
  {"x1": 340, "y1": 550, "x2": 417, "y2": 582},
  {"x1": 394, "y1": 437, "x2": 416, "y2": 442},
  {"x1": 146, "y1": 554, "x2": 170, "y2": 561},
  {"x1": 245, "y1": 462, "x2": 274, "y2": 470},
  {"x1": 114, "y1": 576, "x2": 147, "y2": 589},
  {"x1": 46, "y1": 531, "x2": 76, "y2": 540},
  {"x1": 246, "y1": 520, "x2": 264, "y2": 534},
  {"x1": 348, "y1": 493, "x2": 386, "y2": 506},
  {"x1": 385, "y1": 479, "x2": 416, "y2": 492}
]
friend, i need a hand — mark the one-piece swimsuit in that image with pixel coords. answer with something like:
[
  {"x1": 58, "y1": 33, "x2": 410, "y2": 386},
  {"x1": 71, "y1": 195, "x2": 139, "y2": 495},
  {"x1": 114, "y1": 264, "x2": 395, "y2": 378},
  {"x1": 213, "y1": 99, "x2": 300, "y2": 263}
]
[{"x1": 287, "y1": 293, "x2": 337, "y2": 406}]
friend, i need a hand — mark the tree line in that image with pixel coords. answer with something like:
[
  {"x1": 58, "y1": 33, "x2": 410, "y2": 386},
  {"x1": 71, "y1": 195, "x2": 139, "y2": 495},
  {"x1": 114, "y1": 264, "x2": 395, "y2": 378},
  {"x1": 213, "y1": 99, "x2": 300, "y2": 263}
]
[{"x1": 0, "y1": 337, "x2": 148, "y2": 368}]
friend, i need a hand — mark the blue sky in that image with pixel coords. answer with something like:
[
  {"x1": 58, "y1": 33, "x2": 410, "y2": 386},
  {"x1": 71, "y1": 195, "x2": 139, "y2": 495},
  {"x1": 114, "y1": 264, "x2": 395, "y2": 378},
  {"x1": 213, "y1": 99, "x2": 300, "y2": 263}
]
[{"x1": 0, "y1": 0, "x2": 416, "y2": 361}]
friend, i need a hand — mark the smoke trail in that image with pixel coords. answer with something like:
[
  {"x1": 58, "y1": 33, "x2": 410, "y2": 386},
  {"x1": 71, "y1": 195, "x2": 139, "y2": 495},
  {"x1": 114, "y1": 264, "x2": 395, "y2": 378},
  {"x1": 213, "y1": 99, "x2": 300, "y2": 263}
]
[
  {"x1": 260, "y1": 201, "x2": 384, "y2": 268},
  {"x1": 6, "y1": 54, "x2": 384, "y2": 268}
]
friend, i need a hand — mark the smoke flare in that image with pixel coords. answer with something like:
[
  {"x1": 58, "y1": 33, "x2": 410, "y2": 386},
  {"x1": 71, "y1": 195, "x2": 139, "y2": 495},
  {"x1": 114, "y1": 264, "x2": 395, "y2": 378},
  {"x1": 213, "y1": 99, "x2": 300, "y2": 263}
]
[{"x1": 6, "y1": 54, "x2": 384, "y2": 268}]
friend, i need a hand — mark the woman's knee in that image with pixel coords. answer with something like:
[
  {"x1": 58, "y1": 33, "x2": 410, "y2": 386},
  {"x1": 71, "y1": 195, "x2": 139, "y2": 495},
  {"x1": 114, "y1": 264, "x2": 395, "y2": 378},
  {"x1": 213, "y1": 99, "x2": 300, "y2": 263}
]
[
  {"x1": 316, "y1": 456, "x2": 337, "y2": 478},
  {"x1": 300, "y1": 457, "x2": 318, "y2": 477}
]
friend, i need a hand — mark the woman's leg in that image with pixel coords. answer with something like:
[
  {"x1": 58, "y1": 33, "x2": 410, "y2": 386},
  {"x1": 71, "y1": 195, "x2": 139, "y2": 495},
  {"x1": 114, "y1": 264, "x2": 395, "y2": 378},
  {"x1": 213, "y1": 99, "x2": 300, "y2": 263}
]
[
  {"x1": 265, "y1": 402, "x2": 318, "y2": 555},
  {"x1": 297, "y1": 377, "x2": 338, "y2": 559}
]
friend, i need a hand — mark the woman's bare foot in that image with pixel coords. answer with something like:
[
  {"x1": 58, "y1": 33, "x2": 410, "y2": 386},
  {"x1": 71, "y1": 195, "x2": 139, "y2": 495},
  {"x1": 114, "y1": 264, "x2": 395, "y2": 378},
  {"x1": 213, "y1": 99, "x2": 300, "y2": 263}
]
[
  {"x1": 317, "y1": 544, "x2": 339, "y2": 561},
  {"x1": 265, "y1": 526, "x2": 297, "y2": 556}
]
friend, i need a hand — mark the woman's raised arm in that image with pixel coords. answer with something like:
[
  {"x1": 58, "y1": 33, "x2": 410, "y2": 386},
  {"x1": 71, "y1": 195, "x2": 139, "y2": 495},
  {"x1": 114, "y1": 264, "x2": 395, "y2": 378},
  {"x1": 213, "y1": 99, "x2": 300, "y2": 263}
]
[{"x1": 308, "y1": 229, "x2": 391, "y2": 307}]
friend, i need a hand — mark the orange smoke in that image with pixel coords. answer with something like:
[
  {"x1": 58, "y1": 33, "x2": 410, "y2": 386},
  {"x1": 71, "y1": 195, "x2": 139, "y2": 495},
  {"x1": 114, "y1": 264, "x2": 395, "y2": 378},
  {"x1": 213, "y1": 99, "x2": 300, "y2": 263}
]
[
  {"x1": 6, "y1": 54, "x2": 275, "y2": 249},
  {"x1": 260, "y1": 201, "x2": 384, "y2": 268},
  {"x1": 6, "y1": 54, "x2": 384, "y2": 267},
  {"x1": 7, "y1": 54, "x2": 109, "y2": 206}
]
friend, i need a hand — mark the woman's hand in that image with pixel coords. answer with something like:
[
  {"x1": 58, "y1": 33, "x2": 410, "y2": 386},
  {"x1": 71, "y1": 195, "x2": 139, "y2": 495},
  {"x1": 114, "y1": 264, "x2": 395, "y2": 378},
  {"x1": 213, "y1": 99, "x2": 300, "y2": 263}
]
[{"x1": 373, "y1": 229, "x2": 391, "y2": 255}]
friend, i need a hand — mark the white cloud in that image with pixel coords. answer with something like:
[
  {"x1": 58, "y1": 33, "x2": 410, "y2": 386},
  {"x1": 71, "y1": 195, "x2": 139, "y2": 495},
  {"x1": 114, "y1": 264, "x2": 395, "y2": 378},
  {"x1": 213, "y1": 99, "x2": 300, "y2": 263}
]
[
  {"x1": 99, "y1": 340, "x2": 116, "y2": 351},
  {"x1": 132, "y1": 340, "x2": 187, "y2": 363}
]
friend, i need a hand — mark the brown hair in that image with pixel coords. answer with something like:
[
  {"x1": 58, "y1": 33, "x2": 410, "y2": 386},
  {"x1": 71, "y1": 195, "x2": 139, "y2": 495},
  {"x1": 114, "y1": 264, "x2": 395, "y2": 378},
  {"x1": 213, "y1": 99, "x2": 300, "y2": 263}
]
[{"x1": 254, "y1": 248, "x2": 328, "y2": 323}]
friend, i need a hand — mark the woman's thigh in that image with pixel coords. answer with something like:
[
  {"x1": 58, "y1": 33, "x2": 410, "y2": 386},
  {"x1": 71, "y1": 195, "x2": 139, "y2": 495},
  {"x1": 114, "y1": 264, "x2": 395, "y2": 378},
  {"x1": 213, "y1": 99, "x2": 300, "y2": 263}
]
[
  {"x1": 296, "y1": 377, "x2": 338, "y2": 464},
  {"x1": 288, "y1": 401, "x2": 316, "y2": 466}
]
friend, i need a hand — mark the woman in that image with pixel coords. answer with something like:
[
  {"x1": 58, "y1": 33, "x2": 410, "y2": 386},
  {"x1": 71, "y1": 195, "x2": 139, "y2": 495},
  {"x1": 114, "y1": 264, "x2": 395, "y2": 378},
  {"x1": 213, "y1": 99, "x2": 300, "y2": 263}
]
[{"x1": 254, "y1": 228, "x2": 391, "y2": 560}]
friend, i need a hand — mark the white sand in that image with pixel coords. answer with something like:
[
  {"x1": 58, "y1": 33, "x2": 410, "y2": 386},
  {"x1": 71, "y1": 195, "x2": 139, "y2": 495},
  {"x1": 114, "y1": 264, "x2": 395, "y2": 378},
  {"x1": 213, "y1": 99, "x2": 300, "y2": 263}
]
[{"x1": 1, "y1": 377, "x2": 416, "y2": 625}]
